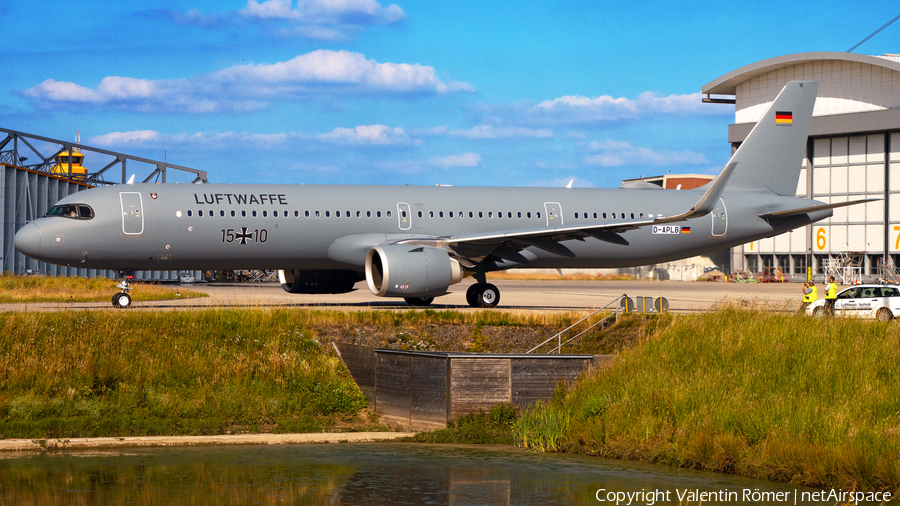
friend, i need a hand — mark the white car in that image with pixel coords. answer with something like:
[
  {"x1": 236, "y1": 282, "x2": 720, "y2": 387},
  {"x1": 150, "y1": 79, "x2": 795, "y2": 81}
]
[{"x1": 806, "y1": 284, "x2": 900, "y2": 321}]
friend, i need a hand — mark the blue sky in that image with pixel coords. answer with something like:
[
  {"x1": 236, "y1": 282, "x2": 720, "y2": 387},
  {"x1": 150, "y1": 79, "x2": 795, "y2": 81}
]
[{"x1": 1, "y1": 1, "x2": 898, "y2": 187}]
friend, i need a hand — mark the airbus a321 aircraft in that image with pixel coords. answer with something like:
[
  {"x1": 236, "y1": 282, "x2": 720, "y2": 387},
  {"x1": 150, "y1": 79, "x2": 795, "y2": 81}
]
[{"x1": 14, "y1": 81, "x2": 870, "y2": 308}]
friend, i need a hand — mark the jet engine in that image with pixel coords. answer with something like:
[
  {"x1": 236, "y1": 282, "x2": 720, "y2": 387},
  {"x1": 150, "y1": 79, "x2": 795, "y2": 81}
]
[
  {"x1": 365, "y1": 244, "x2": 464, "y2": 298},
  {"x1": 278, "y1": 269, "x2": 363, "y2": 294}
]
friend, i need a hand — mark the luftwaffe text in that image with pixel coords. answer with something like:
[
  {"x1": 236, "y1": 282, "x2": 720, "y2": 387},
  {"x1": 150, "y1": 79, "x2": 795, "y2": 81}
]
[{"x1": 194, "y1": 193, "x2": 288, "y2": 205}]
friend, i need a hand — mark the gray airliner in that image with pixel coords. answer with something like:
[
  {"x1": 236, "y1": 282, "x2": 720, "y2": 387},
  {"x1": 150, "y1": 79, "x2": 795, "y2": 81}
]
[{"x1": 13, "y1": 81, "x2": 868, "y2": 308}]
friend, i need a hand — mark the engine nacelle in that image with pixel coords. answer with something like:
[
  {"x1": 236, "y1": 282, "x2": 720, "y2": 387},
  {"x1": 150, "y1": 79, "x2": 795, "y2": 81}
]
[
  {"x1": 365, "y1": 245, "x2": 464, "y2": 298},
  {"x1": 278, "y1": 269, "x2": 363, "y2": 294}
]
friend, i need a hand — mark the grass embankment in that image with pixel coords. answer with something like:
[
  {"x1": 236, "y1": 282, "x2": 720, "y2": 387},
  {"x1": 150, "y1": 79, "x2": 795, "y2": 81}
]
[
  {"x1": 514, "y1": 308, "x2": 900, "y2": 492},
  {"x1": 0, "y1": 309, "x2": 587, "y2": 439},
  {"x1": 0, "y1": 310, "x2": 370, "y2": 438},
  {"x1": 0, "y1": 274, "x2": 206, "y2": 303}
]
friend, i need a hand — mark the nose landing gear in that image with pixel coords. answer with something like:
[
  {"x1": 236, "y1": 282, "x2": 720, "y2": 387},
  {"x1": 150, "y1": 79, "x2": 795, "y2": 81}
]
[{"x1": 112, "y1": 272, "x2": 134, "y2": 308}]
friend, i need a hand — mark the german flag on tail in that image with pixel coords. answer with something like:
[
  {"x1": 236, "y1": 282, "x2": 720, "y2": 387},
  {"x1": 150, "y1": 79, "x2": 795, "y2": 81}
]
[{"x1": 775, "y1": 111, "x2": 793, "y2": 125}]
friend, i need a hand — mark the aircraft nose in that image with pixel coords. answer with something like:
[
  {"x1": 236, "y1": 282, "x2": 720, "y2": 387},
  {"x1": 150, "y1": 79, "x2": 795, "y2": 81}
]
[{"x1": 14, "y1": 222, "x2": 41, "y2": 258}]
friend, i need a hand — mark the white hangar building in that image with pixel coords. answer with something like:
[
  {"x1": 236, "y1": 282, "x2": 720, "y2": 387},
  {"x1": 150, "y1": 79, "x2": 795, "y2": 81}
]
[{"x1": 703, "y1": 52, "x2": 900, "y2": 282}]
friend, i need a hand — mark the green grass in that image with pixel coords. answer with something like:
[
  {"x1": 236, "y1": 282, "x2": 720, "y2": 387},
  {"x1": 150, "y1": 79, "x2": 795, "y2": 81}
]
[
  {"x1": 414, "y1": 404, "x2": 518, "y2": 444},
  {"x1": 0, "y1": 273, "x2": 206, "y2": 303},
  {"x1": 514, "y1": 308, "x2": 900, "y2": 492},
  {"x1": 0, "y1": 309, "x2": 370, "y2": 438}
]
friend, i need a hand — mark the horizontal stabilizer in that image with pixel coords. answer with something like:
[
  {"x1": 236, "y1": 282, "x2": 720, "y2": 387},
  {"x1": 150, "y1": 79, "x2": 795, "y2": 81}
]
[{"x1": 758, "y1": 198, "x2": 880, "y2": 219}]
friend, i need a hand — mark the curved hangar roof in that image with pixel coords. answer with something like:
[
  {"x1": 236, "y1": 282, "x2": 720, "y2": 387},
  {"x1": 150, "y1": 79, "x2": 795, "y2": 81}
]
[{"x1": 702, "y1": 52, "x2": 900, "y2": 126}]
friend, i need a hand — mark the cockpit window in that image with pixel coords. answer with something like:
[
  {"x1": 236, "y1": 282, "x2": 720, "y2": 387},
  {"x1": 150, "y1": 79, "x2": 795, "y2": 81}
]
[{"x1": 45, "y1": 204, "x2": 94, "y2": 219}]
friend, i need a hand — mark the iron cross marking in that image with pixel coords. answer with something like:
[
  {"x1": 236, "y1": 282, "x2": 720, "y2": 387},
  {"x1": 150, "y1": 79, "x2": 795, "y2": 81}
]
[{"x1": 235, "y1": 227, "x2": 253, "y2": 245}]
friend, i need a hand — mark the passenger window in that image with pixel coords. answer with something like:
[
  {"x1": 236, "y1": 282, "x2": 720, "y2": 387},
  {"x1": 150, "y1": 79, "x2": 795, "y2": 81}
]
[
  {"x1": 387, "y1": 211, "x2": 392, "y2": 218},
  {"x1": 429, "y1": 211, "x2": 434, "y2": 218},
  {"x1": 305, "y1": 210, "x2": 310, "y2": 217},
  {"x1": 337, "y1": 211, "x2": 341, "y2": 218},
  {"x1": 527, "y1": 212, "x2": 531, "y2": 218},
  {"x1": 220, "y1": 210, "x2": 225, "y2": 217},
  {"x1": 537, "y1": 212, "x2": 541, "y2": 219},
  {"x1": 603, "y1": 213, "x2": 607, "y2": 219},
  {"x1": 357, "y1": 211, "x2": 361, "y2": 218},
  {"x1": 612, "y1": 213, "x2": 616, "y2": 219},
  {"x1": 242, "y1": 210, "x2": 247, "y2": 217},
  {"x1": 188, "y1": 210, "x2": 193, "y2": 217},
  {"x1": 469, "y1": 211, "x2": 474, "y2": 218},
  {"x1": 883, "y1": 288, "x2": 899, "y2": 297},
  {"x1": 209, "y1": 209, "x2": 214, "y2": 217},
  {"x1": 417, "y1": 211, "x2": 423, "y2": 218},
  {"x1": 199, "y1": 210, "x2": 204, "y2": 217},
  {"x1": 593, "y1": 213, "x2": 598, "y2": 219},
  {"x1": 631, "y1": 213, "x2": 635, "y2": 219},
  {"x1": 488, "y1": 212, "x2": 493, "y2": 218},
  {"x1": 315, "y1": 211, "x2": 320, "y2": 217},
  {"x1": 507, "y1": 212, "x2": 512, "y2": 218},
  {"x1": 325, "y1": 211, "x2": 330, "y2": 217},
  {"x1": 575, "y1": 213, "x2": 579, "y2": 219},
  {"x1": 232, "y1": 210, "x2": 237, "y2": 217},
  {"x1": 479, "y1": 212, "x2": 483, "y2": 218},
  {"x1": 263, "y1": 210, "x2": 268, "y2": 217},
  {"x1": 517, "y1": 212, "x2": 522, "y2": 218},
  {"x1": 439, "y1": 211, "x2": 444, "y2": 218},
  {"x1": 294, "y1": 210, "x2": 299, "y2": 217},
  {"x1": 252, "y1": 210, "x2": 258, "y2": 217},
  {"x1": 367, "y1": 211, "x2": 372, "y2": 218},
  {"x1": 377, "y1": 211, "x2": 382, "y2": 218}
]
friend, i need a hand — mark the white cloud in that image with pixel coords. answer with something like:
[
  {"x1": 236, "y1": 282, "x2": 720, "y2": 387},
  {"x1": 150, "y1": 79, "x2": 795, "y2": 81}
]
[
  {"x1": 90, "y1": 130, "x2": 160, "y2": 145},
  {"x1": 176, "y1": 0, "x2": 407, "y2": 41},
  {"x1": 450, "y1": 125, "x2": 552, "y2": 139},
  {"x1": 317, "y1": 124, "x2": 416, "y2": 145},
  {"x1": 532, "y1": 92, "x2": 730, "y2": 123},
  {"x1": 241, "y1": 0, "x2": 406, "y2": 24},
  {"x1": 584, "y1": 140, "x2": 708, "y2": 167},
  {"x1": 22, "y1": 50, "x2": 471, "y2": 113},
  {"x1": 89, "y1": 130, "x2": 297, "y2": 148},
  {"x1": 431, "y1": 153, "x2": 481, "y2": 168}
]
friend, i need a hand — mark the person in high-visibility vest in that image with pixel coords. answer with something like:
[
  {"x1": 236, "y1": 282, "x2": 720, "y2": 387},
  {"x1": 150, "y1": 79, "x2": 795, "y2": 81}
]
[
  {"x1": 799, "y1": 280, "x2": 817, "y2": 314},
  {"x1": 824, "y1": 276, "x2": 837, "y2": 315}
]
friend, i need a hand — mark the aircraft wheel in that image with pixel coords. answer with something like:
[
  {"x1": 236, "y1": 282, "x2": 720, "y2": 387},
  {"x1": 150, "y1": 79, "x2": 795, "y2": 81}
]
[
  {"x1": 877, "y1": 308, "x2": 894, "y2": 322},
  {"x1": 404, "y1": 296, "x2": 434, "y2": 307},
  {"x1": 475, "y1": 283, "x2": 500, "y2": 308},
  {"x1": 113, "y1": 292, "x2": 132, "y2": 309},
  {"x1": 465, "y1": 284, "x2": 480, "y2": 307}
]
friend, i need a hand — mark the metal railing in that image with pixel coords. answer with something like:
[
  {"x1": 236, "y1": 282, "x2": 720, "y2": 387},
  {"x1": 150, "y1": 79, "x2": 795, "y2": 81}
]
[{"x1": 526, "y1": 294, "x2": 626, "y2": 354}]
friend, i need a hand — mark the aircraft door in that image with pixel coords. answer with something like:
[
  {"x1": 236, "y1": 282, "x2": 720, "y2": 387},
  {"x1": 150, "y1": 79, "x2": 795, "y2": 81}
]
[
  {"x1": 544, "y1": 202, "x2": 563, "y2": 226},
  {"x1": 711, "y1": 198, "x2": 727, "y2": 237},
  {"x1": 120, "y1": 192, "x2": 144, "y2": 236},
  {"x1": 397, "y1": 202, "x2": 411, "y2": 230}
]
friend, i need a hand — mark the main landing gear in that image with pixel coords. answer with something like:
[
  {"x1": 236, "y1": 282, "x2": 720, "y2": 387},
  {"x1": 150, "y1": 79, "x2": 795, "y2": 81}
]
[
  {"x1": 466, "y1": 283, "x2": 500, "y2": 308},
  {"x1": 111, "y1": 272, "x2": 134, "y2": 309}
]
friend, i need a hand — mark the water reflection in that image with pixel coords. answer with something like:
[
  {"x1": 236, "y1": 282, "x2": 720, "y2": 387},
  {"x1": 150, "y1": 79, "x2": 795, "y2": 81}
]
[{"x1": 0, "y1": 443, "x2": 832, "y2": 505}]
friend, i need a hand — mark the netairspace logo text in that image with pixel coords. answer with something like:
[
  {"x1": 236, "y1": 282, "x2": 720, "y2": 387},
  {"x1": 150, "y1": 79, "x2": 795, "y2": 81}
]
[{"x1": 594, "y1": 487, "x2": 893, "y2": 505}]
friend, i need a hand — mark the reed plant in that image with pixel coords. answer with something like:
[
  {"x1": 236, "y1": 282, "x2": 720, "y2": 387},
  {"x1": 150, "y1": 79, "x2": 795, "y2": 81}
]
[
  {"x1": 518, "y1": 307, "x2": 900, "y2": 492},
  {"x1": 0, "y1": 274, "x2": 205, "y2": 303}
]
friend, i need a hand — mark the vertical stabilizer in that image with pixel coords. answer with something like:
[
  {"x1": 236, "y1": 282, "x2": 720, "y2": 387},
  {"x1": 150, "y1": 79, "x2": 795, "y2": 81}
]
[{"x1": 725, "y1": 80, "x2": 818, "y2": 196}]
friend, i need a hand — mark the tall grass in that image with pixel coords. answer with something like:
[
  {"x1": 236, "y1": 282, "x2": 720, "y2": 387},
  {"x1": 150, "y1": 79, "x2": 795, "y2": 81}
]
[
  {"x1": 0, "y1": 274, "x2": 205, "y2": 302},
  {"x1": 516, "y1": 308, "x2": 900, "y2": 492},
  {"x1": 0, "y1": 309, "x2": 368, "y2": 438}
]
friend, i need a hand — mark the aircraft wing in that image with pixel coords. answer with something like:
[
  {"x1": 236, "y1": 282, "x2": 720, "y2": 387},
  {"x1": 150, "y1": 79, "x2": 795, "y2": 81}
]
[{"x1": 394, "y1": 162, "x2": 737, "y2": 259}]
